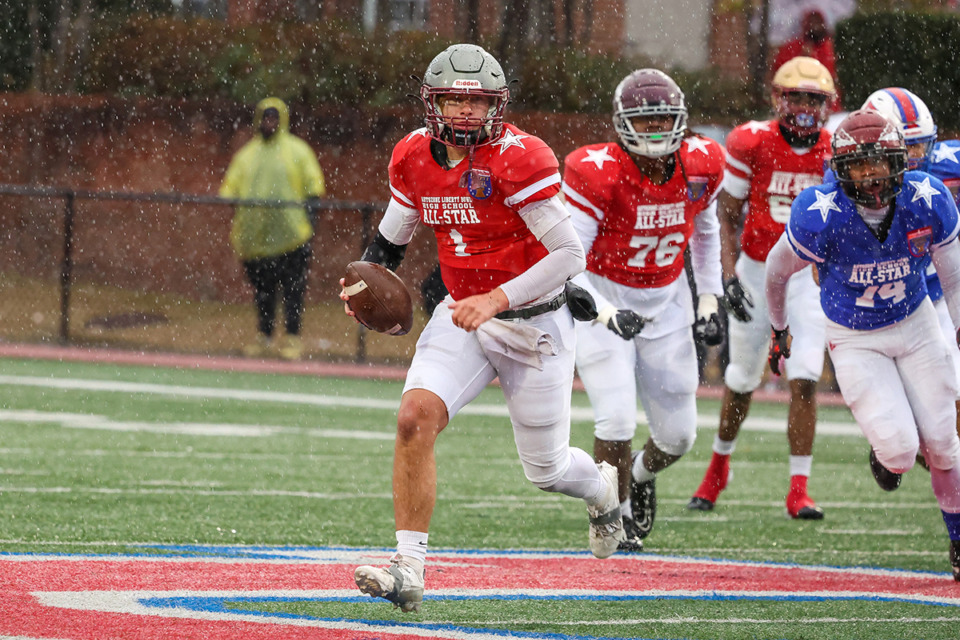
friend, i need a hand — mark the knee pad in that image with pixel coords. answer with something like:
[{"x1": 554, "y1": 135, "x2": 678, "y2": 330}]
[
  {"x1": 652, "y1": 429, "x2": 696, "y2": 458},
  {"x1": 924, "y1": 437, "x2": 960, "y2": 472},
  {"x1": 594, "y1": 413, "x2": 637, "y2": 442},
  {"x1": 878, "y1": 447, "x2": 918, "y2": 475},
  {"x1": 724, "y1": 360, "x2": 763, "y2": 395}
]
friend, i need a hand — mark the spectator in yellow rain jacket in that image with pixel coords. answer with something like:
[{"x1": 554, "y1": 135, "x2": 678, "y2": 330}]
[{"x1": 220, "y1": 97, "x2": 325, "y2": 360}]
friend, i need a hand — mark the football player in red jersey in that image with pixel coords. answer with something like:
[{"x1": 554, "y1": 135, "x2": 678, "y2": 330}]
[
  {"x1": 562, "y1": 69, "x2": 725, "y2": 551},
  {"x1": 342, "y1": 44, "x2": 624, "y2": 613},
  {"x1": 687, "y1": 56, "x2": 836, "y2": 520}
]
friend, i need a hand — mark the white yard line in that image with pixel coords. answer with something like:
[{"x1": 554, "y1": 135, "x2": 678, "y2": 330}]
[{"x1": 0, "y1": 375, "x2": 863, "y2": 436}]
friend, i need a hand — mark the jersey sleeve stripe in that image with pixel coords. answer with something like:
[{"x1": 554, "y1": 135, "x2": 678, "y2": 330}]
[
  {"x1": 786, "y1": 225, "x2": 824, "y2": 263},
  {"x1": 561, "y1": 183, "x2": 605, "y2": 221},
  {"x1": 726, "y1": 154, "x2": 752, "y2": 177},
  {"x1": 390, "y1": 184, "x2": 415, "y2": 207},
  {"x1": 722, "y1": 172, "x2": 751, "y2": 199},
  {"x1": 935, "y1": 213, "x2": 960, "y2": 249},
  {"x1": 504, "y1": 174, "x2": 561, "y2": 207}
]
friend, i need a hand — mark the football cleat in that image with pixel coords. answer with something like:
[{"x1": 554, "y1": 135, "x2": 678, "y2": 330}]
[
  {"x1": 354, "y1": 553, "x2": 425, "y2": 613},
  {"x1": 786, "y1": 492, "x2": 824, "y2": 520},
  {"x1": 588, "y1": 462, "x2": 625, "y2": 559},
  {"x1": 686, "y1": 496, "x2": 715, "y2": 511},
  {"x1": 786, "y1": 474, "x2": 824, "y2": 520},
  {"x1": 618, "y1": 516, "x2": 645, "y2": 552},
  {"x1": 951, "y1": 539, "x2": 960, "y2": 582},
  {"x1": 688, "y1": 452, "x2": 731, "y2": 511},
  {"x1": 869, "y1": 448, "x2": 902, "y2": 492},
  {"x1": 630, "y1": 451, "x2": 657, "y2": 539}
]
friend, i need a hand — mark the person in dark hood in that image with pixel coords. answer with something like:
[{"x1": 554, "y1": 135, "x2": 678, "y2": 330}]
[
  {"x1": 771, "y1": 10, "x2": 841, "y2": 109},
  {"x1": 220, "y1": 97, "x2": 326, "y2": 360}
]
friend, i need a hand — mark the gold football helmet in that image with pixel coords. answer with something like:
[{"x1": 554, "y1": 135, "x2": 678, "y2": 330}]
[{"x1": 771, "y1": 56, "x2": 836, "y2": 135}]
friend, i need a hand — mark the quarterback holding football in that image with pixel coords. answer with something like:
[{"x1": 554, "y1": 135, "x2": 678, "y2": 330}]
[{"x1": 342, "y1": 44, "x2": 624, "y2": 613}]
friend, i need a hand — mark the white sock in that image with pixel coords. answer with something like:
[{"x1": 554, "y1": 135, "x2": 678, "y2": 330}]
[
  {"x1": 620, "y1": 498, "x2": 632, "y2": 520},
  {"x1": 789, "y1": 455, "x2": 812, "y2": 477},
  {"x1": 396, "y1": 530, "x2": 428, "y2": 566},
  {"x1": 713, "y1": 435, "x2": 736, "y2": 456},
  {"x1": 548, "y1": 447, "x2": 607, "y2": 504},
  {"x1": 632, "y1": 451, "x2": 656, "y2": 483}
]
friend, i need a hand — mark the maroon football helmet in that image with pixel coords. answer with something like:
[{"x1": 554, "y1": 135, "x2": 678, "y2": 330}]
[
  {"x1": 613, "y1": 69, "x2": 687, "y2": 157},
  {"x1": 831, "y1": 109, "x2": 908, "y2": 208}
]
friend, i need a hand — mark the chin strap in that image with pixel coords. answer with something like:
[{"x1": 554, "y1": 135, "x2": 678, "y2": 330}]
[{"x1": 458, "y1": 142, "x2": 480, "y2": 189}]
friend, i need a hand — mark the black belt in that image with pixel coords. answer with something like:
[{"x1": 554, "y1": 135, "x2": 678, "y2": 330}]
[{"x1": 495, "y1": 293, "x2": 566, "y2": 321}]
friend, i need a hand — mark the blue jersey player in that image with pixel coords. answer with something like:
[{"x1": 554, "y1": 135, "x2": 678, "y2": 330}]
[
  {"x1": 765, "y1": 109, "x2": 960, "y2": 581},
  {"x1": 861, "y1": 88, "x2": 960, "y2": 449}
]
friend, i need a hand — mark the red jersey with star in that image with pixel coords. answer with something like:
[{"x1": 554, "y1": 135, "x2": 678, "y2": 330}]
[
  {"x1": 724, "y1": 119, "x2": 831, "y2": 262},
  {"x1": 562, "y1": 137, "x2": 725, "y2": 288},
  {"x1": 389, "y1": 124, "x2": 561, "y2": 300}
]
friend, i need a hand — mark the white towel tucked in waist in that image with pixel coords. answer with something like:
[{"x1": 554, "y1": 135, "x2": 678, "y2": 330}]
[{"x1": 476, "y1": 318, "x2": 558, "y2": 370}]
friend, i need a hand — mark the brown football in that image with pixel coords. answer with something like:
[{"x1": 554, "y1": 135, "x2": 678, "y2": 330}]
[{"x1": 343, "y1": 261, "x2": 414, "y2": 335}]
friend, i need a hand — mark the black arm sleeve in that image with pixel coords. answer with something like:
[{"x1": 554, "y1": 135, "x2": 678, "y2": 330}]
[{"x1": 360, "y1": 231, "x2": 408, "y2": 272}]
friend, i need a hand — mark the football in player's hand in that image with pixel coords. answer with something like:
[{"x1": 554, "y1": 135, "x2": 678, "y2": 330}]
[{"x1": 343, "y1": 261, "x2": 414, "y2": 335}]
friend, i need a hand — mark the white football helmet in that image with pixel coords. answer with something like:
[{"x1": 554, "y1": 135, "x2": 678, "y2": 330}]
[
  {"x1": 419, "y1": 44, "x2": 509, "y2": 148},
  {"x1": 861, "y1": 88, "x2": 937, "y2": 170}
]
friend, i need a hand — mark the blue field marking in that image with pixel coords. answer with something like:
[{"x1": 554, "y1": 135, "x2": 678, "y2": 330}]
[{"x1": 138, "y1": 594, "x2": 659, "y2": 640}]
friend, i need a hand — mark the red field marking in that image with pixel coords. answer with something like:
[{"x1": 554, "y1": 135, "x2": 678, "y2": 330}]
[{"x1": 0, "y1": 549, "x2": 957, "y2": 640}]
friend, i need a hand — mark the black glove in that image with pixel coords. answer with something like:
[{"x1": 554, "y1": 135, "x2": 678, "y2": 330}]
[
  {"x1": 603, "y1": 308, "x2": 647, "y2": 340},
  {"x1": 768, "y1": 326, "x2": 792, "y2": 376},
  {"x1": 693, "y1": 294, "x2": 723, "y2": 346},
  {"x1": 722, "y1": 276, "x2": 754, "y2": 323},
  {"x1": 564, "y1": 281, "x2": 598, "y2": 321}
]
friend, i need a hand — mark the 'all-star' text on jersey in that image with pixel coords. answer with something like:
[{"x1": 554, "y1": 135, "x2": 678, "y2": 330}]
[
  {"x1": 562, "y1": 137, "x2": 725, "y2": 288},
  {"x1": 724, "y1": 119, "x2": 832, "y2": 262},
  {"x1": 786, "y1": 171, "x2": 960, "y2": 330},
  {"x1": 388, "y1": 124, "x2": 561, "y2": 301}
]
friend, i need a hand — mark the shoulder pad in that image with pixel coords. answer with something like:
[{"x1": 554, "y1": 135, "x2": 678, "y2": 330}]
[{"x1": 792, "y1": 184, "x2": 845, "y2": 233}]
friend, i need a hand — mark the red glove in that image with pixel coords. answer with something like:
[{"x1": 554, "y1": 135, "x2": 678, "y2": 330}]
[{"x1": 768, "y1": 326, "x2": 792, "y2": 376}]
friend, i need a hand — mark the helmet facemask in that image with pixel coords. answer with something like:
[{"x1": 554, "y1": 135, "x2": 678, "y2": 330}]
[
  {"x1": 421, "y1": 85, "x2": 508, "y2": 148},
  {"x1": 614, "y1": 104, "x2": 687, "y2": 157},
  {"x1": 833, "y1": 152, "x2": 906, "y2": 208},
  {"x1": 905, "y1": 136, "x2": 937, "y2": 171},
  {"x1": 773, "y1": 88, "x2": 830, "y2": 137}
]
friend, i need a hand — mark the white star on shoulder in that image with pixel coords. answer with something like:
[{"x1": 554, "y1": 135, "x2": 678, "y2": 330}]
[
  {"x1": 909, "y1": 176, "x2": 941, "y2": 207},
  {"x1": 807, "y1": 189, "x2": 841, "y2": 222},
  {"x1": 684, "y1": 137, "x2": 712, "y2": 155},
  {"x1": 494, "y1": 131, "x2": 528, "y2": 154},
  {"x1": 405, "y1": 128, "x2": 430, "y2": 142},
  {"x1": 744, "y1": 120, "x2": 772, "y2": 135},
  {"x1": 933, "y1": 145, "x2": 960, "y2": 164},
  {"x1": 582, "y1": 147, "x2": 616, "y2": 169}
]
